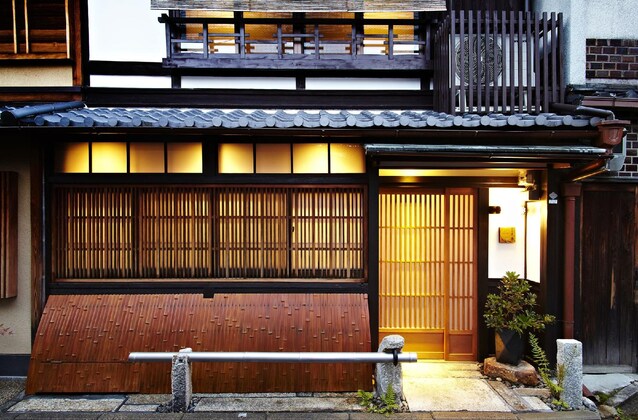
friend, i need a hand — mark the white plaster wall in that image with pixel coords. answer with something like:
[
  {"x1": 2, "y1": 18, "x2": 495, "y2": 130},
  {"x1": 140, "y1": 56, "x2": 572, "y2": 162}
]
[
  {"x1": 535, "y1": 0, "x2": 637, "y2": 85},
  {"x1": 0, "y1": 143, "x2": 32, "y2": 354},
  {"x1": 0, "y1": 66, "x2": 72, "y2": 87},
  {"x1": 488, "y1": 188, "x2": 528, "y2": 279},
  {"x1": 88, "y1": 0, "x2": 166, "y2": 62}
]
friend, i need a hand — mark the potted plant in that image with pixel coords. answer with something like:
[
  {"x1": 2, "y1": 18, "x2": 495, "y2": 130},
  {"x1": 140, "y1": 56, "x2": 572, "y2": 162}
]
[{"x1": 483, "y1": 271, "x2": 555, "y2": 365}]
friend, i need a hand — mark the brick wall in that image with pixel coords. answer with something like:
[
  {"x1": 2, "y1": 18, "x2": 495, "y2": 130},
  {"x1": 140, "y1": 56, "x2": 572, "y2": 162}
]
[
  {"x1": 611, "y1": 123, "x2": 638, "y2": 178},
  {"x1": 586, "y1": 39, "x2": 638, "y2": 80}
]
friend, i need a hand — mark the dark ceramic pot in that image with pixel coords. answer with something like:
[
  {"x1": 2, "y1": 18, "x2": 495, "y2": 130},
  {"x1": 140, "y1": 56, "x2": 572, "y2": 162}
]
[{"x1": 495, "y1": 328, "x2": 523, "y2": 365}]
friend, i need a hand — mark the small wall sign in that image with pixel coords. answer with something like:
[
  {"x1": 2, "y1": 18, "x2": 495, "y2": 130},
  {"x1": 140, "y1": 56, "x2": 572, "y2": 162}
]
[
  {"x1": 549, "y1": 191, "x2": 558, "y2": 204},
  {"x1": 498, "y1": 227, "x2": 516, "y2": 243}
]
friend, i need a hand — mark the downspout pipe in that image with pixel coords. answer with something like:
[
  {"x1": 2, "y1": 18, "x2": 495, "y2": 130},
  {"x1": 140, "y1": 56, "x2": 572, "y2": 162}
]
[
  {"x1": 550, "y1": 102, "x2": 615, "y2": 120},
  {"x1": 0, "y1": 101, "x2": 85, "y2": 126}
]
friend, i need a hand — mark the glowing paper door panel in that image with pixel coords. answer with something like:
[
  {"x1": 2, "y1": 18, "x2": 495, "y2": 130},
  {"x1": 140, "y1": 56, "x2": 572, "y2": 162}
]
[{"x1": 379, "y1": 188, "x2": 477, "y2": 361}]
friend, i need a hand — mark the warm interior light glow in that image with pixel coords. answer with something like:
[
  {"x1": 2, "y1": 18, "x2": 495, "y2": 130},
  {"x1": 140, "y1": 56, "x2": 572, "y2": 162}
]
[
  {"x1": 379, "y1": 168, "x2": 521, "y2": 177},
  {"x1": 167, "y1": 143, "x2": 203, "y2": 173},
  {"x1": 256, "y1": 144, "x2": 291, "y2": 173},
  {"x1": 293, "y1": 143, "x2": 328, "y2": 173},
  {"x1": 218, "y1": 143, "x2": 253, "y2": 173},
  {"x1": 330, "y1": 144, "x2": 365, "y2": 173},
  {"x1": 92, "y1": 142, "x2": 127, "y2": 173},
  {"x1": 130, "y1": 143, "x2": 165, "y2": 173},
  {"x1": 55, "y1": 142, "x2": 89, "y2": 173}
]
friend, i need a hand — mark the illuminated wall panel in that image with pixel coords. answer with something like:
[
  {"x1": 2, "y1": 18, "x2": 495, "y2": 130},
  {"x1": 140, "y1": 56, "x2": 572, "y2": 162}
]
[
  {"x1": 168, "y1": 142, "x2": 202, "y2": 173},
  {"x1": 256, "y1": 144, "x2": 291, "y2": 173},
  {"x1": 293, "y1": 143, "x2": 328, "y2": 174},
  {"x1": 54, "y1": 142, "x2": 89, "y2": 173},
  {"x1": 218, "y1": 143, "x2": 253, "y2": 173},
  {"x1": 330, "y1": 144, "x2": 365, "y2": 173},
  {"x1": 92, "y1": 142, "x2": 127, "y2": 173},
  {"x1": 130, "y1": 143, "x2": 165, "y2": 173}
]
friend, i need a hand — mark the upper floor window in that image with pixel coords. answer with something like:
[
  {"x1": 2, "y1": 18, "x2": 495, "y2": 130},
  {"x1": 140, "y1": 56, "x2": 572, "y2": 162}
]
[{"x1": 0, "y1": 0, "x2": 70, "y2": 59}]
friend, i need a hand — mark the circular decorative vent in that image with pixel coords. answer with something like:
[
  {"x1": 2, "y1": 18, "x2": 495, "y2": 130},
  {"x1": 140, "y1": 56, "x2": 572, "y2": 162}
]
[{"x1": 455, "y1": 35, "x2": 503, "y2": 85}]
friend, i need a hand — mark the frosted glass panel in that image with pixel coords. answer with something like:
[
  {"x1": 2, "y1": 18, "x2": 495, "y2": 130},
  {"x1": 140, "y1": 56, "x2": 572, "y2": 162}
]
[
  {"x1": 167, "y1": 143, "x2": 202, "y2": 173},
  {"x1": 130, "y1": 143, "x2": 165, "y2": 173},
  {"x1": 55, "y1": 143, "x2": 89, "y2": 173},
  {"x1": 92, "y1": 142, "x2": 127, "y2": 173},
  {"x1": 330, "y1": 144, "x2": 365, "y2": 173},
  {"x1": 218, "y1": 143, "x2": 253, "y2": 173},
  {"x1": 256, "y1": 144, "x2": 291, "y2": 173},
  {"x1": 293, "y1": 143, "x2": 328, "y2": 174}
]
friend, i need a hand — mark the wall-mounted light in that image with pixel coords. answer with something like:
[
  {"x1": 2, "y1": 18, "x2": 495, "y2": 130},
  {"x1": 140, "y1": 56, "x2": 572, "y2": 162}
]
[{"x1": 488, "y1": 205, "x2": 501, "y2": 214}]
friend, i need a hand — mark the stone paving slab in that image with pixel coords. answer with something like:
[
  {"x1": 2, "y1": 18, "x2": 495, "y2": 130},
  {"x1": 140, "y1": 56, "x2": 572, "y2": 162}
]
[
  {"x1": 488, "y1": 381, "x2": 532, "y2": 412},
  {"x1": 583, "y1": 373, "x2": 638, "y2": 395},
  {"x1": 0, "y1": 378, "x2": 25, "y2": 410},
  {"x1": 403, "y1": 377, "x2": 511, "y2": 412},
  {"x1": 124, "y1": 394, "x2": 170, "y2": 404},
  {"x1": 350, "y1": 413, "x2": 434, "y2": 419},
  {"x1": 516, "y1": 410, "x2": 601, "y2": 419},
  {"x1": 117, "y1": 404, "x2": 158, "y2": 412},
  {"x1": 194, "y1": 396, "x2": 363, "y2": 413},
  {"x1": 520, "y1": 397, "x2": 552, "y2": 412},
  {"x1": 7, "y1": 396, "x2": 124, "y2": 413},
  {"x1": 267, "y1": 414, "x2": 350, "y2": 419},
  {"x1": 431, "y1": 412, "x2": 518, "y2": 419}
]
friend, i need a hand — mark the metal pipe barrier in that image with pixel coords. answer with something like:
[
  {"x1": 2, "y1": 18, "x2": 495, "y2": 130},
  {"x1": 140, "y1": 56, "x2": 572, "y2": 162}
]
[
  {"x1": 129, "y1": 351, "x2": 418, "y2": 364},
  {"x1": 129, "y1": 335, "x2": 414, "y2": 413}
]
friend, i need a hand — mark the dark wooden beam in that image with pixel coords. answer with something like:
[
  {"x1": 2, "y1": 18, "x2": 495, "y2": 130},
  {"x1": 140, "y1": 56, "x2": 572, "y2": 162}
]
[
  {"x1": 162, "y1": 55, "x2": 432, "y2": 71},
  {"x1": 83, "y1": 87, "x2": 433, "y2": 109}
]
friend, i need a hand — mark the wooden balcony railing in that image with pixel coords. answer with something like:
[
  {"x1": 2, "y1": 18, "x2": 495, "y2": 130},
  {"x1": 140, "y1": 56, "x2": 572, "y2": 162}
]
[
  {"x1": 433, "y1": 10, "x2": 564, "y2": 115},
  {"x1": 159, "y1": 14, "x2": 433, "y2": 71}
]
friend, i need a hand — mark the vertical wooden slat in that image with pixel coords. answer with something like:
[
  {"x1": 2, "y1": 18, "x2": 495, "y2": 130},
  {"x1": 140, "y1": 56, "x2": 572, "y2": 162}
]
[
  {"x1": 542, "y1": 12, "x2": 549, "y2": 112},
  {"x1": 458, "y1": 11, "x2": 465, "y2": 113},
  {"x1": 517, "y1": 10, "x2": 524, "y2": 112},
  {"x1": 467, "y1": 11, "x2": 474, "y2": 113},
  {"x1": 475, "y1": 10, "x2": 482, "y2": 112},
  {"x1": 0, "y1": 173, "x2": 18, "y2": 298},
  {"x1": 493, "y1": 11, "x2": 499, "y2": 111},
  {"x1": 500, "y1": 10, "x2": 506, "y2": 111},
  {"x1": 508, "y1": 10, "x2": 515, "y2": 112},
  {"x1": 525, "y1": 11, "x2": 532, "y2": 113},
  {"x1": 550, "y1": 12, "x2": 559, "y2": 106}
]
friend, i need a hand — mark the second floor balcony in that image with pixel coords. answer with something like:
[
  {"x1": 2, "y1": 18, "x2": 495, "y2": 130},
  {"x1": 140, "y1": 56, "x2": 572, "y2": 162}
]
[
  {"x1": 159, "y1": 9, "x2": 564, "y2": 115},
  {"x1": 159, "y1": 13, "x2": 435, "y2": 71}
]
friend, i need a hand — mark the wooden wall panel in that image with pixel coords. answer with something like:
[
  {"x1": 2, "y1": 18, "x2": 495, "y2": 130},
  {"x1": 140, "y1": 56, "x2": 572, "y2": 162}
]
[
  {"x1": 580, "y1": 184, "x2": 637, "y2": 370},
  {"x1": 26, "y1": 293, "x2": 372, "y2": 394},
  {"x1": 0, "y1": 172, "x2": 18, "y2": 299}
]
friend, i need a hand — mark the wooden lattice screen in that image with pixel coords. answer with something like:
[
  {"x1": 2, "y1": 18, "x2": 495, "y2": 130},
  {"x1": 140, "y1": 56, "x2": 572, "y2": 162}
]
[
  {"x1": 0, "y1": 172, "x2": 18, "y2": 298},
  {"x1": 433, "y1": 10, "x2": 563, "y2": 114},
  {"x1": 52, "y1": 185, "x2": 366, "y2": 280}
]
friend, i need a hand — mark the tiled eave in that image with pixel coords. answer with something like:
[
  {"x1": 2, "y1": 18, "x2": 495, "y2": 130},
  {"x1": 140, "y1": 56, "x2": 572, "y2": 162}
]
[{"x1": 0, "y1": 102, "x2": 603, "y2": 130}]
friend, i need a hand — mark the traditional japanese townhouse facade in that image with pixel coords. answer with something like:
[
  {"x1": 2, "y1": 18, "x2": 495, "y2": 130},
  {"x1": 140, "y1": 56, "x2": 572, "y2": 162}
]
[{"x1": 0, "y1": 0, "x2": 635, "y2": 393}]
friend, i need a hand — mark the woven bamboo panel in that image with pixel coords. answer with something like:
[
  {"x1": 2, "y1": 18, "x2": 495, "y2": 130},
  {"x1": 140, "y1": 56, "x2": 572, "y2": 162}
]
[
  {"x1": 0, "y1": 172, "x2": 18, "y2": 299},
  {"x1": 26, "y1": 293, "x2": 372, "y2": 394}
]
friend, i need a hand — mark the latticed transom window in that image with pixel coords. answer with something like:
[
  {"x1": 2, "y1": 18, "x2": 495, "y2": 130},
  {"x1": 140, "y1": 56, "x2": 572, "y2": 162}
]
[
  {"x1": 52, "y1": 185, "x2": 366, "y2": 281},
  {"x1": 0, "y1": 0, "x2": 70, "y2": 59}
]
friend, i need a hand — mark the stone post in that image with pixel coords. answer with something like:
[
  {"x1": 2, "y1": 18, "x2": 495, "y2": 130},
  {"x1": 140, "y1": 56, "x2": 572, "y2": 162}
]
[
  {"x1": 171, "y1": 347, "x2": 193, "y2": 412},
  {"x1": 556, "y1": 339, "x2": 583, "y2": 409},
  {"x1": 375, "y1": 335, "x2": 405, "y2": 404}
]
